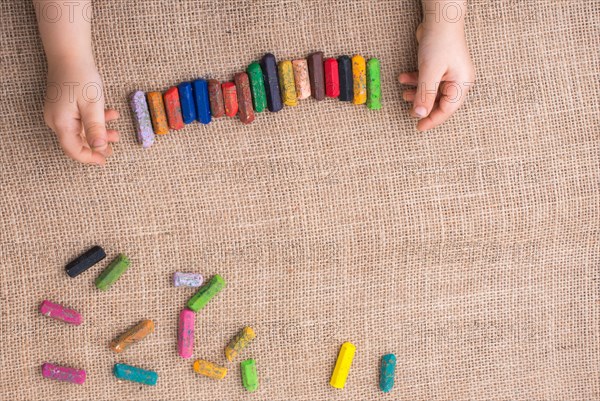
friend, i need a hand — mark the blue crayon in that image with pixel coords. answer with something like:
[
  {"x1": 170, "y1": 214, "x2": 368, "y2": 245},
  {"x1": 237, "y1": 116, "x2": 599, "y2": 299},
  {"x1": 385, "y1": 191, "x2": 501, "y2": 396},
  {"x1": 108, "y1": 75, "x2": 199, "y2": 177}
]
[
  {"x1": 379, "y1": 354, "x2": 396, "y2": 393},
  {"x1": 178, "y1": 82, "x2": 196, "y2": 124},
  {"x1": 192, "y1": 79, "x2": 211, "y2": 124},
  {"x1": 260, "y1": 53, "x2": 283, "y2": 112},
  {"x1": 113, "y1": 363, "x2": 158, "y2": 386}
]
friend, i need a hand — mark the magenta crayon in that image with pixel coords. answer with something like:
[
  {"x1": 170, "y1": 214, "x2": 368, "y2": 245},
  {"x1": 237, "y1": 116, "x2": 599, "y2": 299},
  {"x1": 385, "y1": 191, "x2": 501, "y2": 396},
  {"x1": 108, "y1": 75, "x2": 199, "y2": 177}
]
[
  {"x1": 178, "y1": 309, "x2": 195, "y2": 359},
  {"x1": 39, "y1": 300, "x2": 82, "y2": 325},
  {"x1": 42, "y1": 363, "x2": 86, "y2": 384}
]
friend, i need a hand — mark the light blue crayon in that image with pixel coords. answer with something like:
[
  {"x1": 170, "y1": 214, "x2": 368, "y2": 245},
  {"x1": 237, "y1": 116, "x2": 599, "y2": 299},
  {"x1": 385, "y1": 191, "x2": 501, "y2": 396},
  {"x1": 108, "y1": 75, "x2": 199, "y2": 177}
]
[{"x1": 113, "y1": 363, "x2": 158, "y2": 386}]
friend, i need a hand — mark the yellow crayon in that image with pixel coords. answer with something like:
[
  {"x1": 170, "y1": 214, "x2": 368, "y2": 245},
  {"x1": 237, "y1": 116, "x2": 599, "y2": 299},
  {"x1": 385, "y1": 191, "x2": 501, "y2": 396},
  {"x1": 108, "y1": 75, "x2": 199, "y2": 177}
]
[
  {"x1": 330, "y1": 342, "x2": 356, "y2": 389},
  {"x1": 352, "y1": 55, "x2": 367, "y2": 105},
  {"x1": 278, "y1": 60, "x2": 298, "y2": 107},
  {"x1": 193, "y1": 359, "x2": 228, "y2": 380},
  {"x1": 225, "y1": 326, "x2": 256, "y2": 362}
]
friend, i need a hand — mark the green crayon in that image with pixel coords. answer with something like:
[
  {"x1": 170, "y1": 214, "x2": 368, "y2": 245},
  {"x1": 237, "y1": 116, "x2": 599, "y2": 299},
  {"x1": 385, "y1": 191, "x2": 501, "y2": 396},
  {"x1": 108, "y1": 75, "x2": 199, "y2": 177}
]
[
  {"x1": 240, "y1": 358, "x2": 259, "y2": 392},
  {"x1": 95, "y1": 254, "x2": 130, "y2": 291},
  {"x1": 247, "y1": 62, "x2": 267, "y2": 113},
  {"x1": 187, "y1": 274, "x2": 226, "y2": 312},
  {"x1": 366, "y1": 58, "x2": 381, "y2": 110}
]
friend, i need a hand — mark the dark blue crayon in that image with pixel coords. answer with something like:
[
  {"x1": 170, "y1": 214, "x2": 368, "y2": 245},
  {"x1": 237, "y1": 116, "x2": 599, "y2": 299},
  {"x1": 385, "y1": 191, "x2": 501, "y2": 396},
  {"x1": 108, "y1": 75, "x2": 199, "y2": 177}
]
[
  {"x1": 178, "y1": 82, "x2": 196, "y2": 124},
  {"x1": 338, "y1": 56, "x2": 353, "y2": 102},
  {"x1": 260, "y1": 53, "x2": 283, "y2": 112},
  {"x1": 192, "y1": 79, "x2": 212, "y2": 124}
]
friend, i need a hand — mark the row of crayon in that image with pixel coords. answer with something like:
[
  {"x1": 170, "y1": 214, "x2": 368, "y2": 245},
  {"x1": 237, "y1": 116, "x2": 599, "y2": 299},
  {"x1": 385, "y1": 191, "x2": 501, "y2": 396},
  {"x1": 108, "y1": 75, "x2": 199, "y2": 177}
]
[{"x1": 130, "y1": 52, "x2": 381, "y2": 148}]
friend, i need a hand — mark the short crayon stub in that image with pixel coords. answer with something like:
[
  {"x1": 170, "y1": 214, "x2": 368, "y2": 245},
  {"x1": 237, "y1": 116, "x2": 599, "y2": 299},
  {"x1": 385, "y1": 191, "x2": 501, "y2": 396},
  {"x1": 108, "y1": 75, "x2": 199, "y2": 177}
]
[
  {"x1": 110, "y1": 319, "x2": 155, "y2": 353},
  {"x1": 352, "y1": 55, "x2": 367, "y2": 105},
  {"x1": 113, "y1": 363, "x2": 158, "y2": 386},
  {"x1": 65, "y1": 245, "x2": 106, "y2": 278},
  {"x1": 261, "y1": 53, "x2": 283, "y2": 112},
  {"x1": 42, "y1": 363, "x2": 86, "y2": 384},
  {"x1": 278, "y1": 60, "x2": 298, "y2": 107},
  {"x1": 234, "y1": 73, "x2": 255, "y2": 124},
  {"x1": 379, "y1": 353, "x2": 396, "y2": 393},
  {"x1": 178, "y1": 309, "x2": 195, "y2": 359},
  {"x1": 39, "y1": 300, "x2": 82, "y2": 325},
  {"x1": 164, "y1": 87, "x2": 185, "y2": 130},
  {"x1": 187, "y1": 274, "x2": 226, "y2": 312},
  {"x1": 193, "y1": 359, "x2": 228, "y2": 380},
  {"x1": 330, "y1": 341, "x2": 356, "y2": 389},
  {"x1": 367, "y1": 58, "x2": 382, "y2": 110},
  {"x1": 173, "y1": 272, "x2": 204, "y2": 287},
  {"x1": 324, "y1": 58, "x2": 340, "y2": 98},
  {"x1": 307, "y1": 52, "x2": 325, "y2": 101},
  {"x1": 292, "y1": 59, "x2": 311, "y2": 100},
  {"x1": 240, "y1": 359, "x2": 259, "y2": 392},
  {"x1": 193, "y1": 79, "x2": 212, "y2": 125},
  {"x1": 247, "y1": 62, "x2": 267, "y2": 113},
  {"x1": 147, "y1": 91, "x2": 169, "y2": 135},
  {"x1": 225, "y1": 326, "x2": 256, "y2": 361},
  {"x1": 208, "y1": 79, "x2": 225, "y2": 118},
  {"x1": 130, "y1": 91, "x2": 155, "y2": 148},
  {"x1": 95, "y1": 253, "x2": 130, "y2": 291},
  {"x1": 338, "y1": 56, "x2": 353, "y2": 102},
  {"x1": 222, "y1": 82, "x2": 239, "y2": 117},
  {"x1": 178, "y1": 82, "x2": 197, "y2": 124}
]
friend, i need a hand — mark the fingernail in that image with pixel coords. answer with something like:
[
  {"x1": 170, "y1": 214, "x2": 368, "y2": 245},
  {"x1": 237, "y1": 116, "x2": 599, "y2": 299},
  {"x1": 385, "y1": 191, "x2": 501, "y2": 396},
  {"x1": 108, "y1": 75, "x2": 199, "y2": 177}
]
[
  {"x1": 414, "y1": 106, "x2": 428, "y2": 118},
  {"x1": 91, "y1": 139, "x2": 107, "y2": 149}
]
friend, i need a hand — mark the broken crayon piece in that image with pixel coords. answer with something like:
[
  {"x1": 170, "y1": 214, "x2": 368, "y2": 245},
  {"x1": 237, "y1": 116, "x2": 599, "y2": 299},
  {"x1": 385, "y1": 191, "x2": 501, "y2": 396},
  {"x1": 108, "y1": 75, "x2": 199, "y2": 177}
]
[
  {"x1": 324, "y1": 58, "x2": 340, "y2": 98},
  {"x1": 222, "y1": 82, "x2": 238, "y2": 117},
  {"x1": 42, "y1": 363, "x2": 86, "y2": 384},
  {"x1": 95, "y1": 254, "x2": 130, "y2": 291},
  {"x1": 247, "y1": 62, "x2": 267, "y2": 113},
  {"x1": 352, "y1": 55, "x2": 367, "y2": 105},
  {"x1": 173, "y1": 272, "x2": 204, "y2": 287},
  {"x1": 278, "y1": 60, "x2": 298, "y2": 107},
  {"x1": 225, "y1": 327, "x2": 256, "y2": 362},
  {"x1": 186, "y1": 274, "x2": 226, "y2": 312},
  {"x1": 178, "y1": 82, "x2": 196, "y2": 124},
  {"x1": 193, "y1": 79, "x2": 212, "y2": 125},
  {"x1": 39, "y1": 300, "x2": 82, "y2": 325},
  {"x1": 292, "y1": 59, "x2": 311, "y2": 100},
  {"x1": 65, "y1": 245, "x2": 106, "y2": 278},
  {"x1": 164, "y1": 87, "x2": 185, "y2": 130},
  {"x1": 234, "y1": 73, "x2": 255, "y2": 124},
  {"x1": 178, "y1": 309, "x2": 195, "y2": 359},
  {"x1": 110, "y1": 319, "x2": 155, "y2": 353},
  {"x1": 130, "y1": 91, "x2": 155, "y2": 148},
  {"x1": 113, "y1": 363, "x2": 158, "y2": 386},
  {"x1": 338, "y1": 56, "x2": 353, "y2": 102},
  {"x1": 193, "y1": 359, "x2": 228, "y2": 380},
  {"x1": 367, "y1": 58, "x2": 382, "y2": 110},
  {"x1": 261, "y1": 53, "x2": 283, "y2": 112},
  {"x1": 208, "y1": 79, "x2": 225, "y2": 118},
  {"x1": 240, "y1": 359, "x2": 259, "y2": 392},
  {"x1": 307, "y1": 52, "x2": 325, "y2": 101},
  {"x1": 379, "y1": 353, "x2": 396, "y2": 393},
  {"x1": 330, "y1": 342, "x2": 356, "y2": 389},
  {"x1": 147, "y1": 91, "x2": 169, "y2": 135}
]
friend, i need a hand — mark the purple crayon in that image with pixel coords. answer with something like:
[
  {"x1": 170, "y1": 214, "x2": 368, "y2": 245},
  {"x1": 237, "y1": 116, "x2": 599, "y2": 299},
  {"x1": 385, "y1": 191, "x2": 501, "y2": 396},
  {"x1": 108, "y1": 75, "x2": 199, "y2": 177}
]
[
  {"x1": 130, "y1": 91, "x2": 155, "y2": 148},
  {"x1": 173, "y1": 272, "x2": 204, "y2": 287},
  {"x1": 39, "y1": 300, "x2": 82, "y2": 325},
  {"x1": 42, "y1": 363, "x2": 86, "y2": 384}
]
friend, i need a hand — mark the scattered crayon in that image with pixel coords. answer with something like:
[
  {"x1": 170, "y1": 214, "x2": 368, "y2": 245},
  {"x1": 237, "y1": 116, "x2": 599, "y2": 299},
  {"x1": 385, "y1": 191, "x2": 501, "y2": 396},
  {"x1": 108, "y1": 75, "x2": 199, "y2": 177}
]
[
  {"x1": 130, "y1": 91, "x2": 155, "y2": 148},
  {"x1": 379, "y1": 353, "x2": 396, "y2": 393},
  {"x1": 193, "y1": 79, "x2": 212, "y2": 125},
  {"x1": 65, "y1": 246, "x2": 106, "y2": 278},
  {"x1": 324, "y1": 58, "x2": 340, "y2": 98},
  {"x1": 278, "y1": 60, "x2": 298, "y2": 107},
  {"x1": 113, "y1": 363, "x2": 158, "y2": 386},
  {"x1": 330, "y1": 341, "x2": 356, "y2": 389},
  {"x1": 147, "y1": 91, "x2": 169, "y2": 135},
  {"x1": 247, "y1": 62, "x2": 267, "y2": 113},
  {"x1": 352, "y1": 55, "x2": 367, "y2": 105},
  {"x1": 187, "y1": 274, "x2": 226, "y2": 312},
  {"x1": 338, "y1": 56, "x2": 353, "y2": 102},
  {"x1": 366, "y1": 58, "x2": 382, "y2": 110},
  {"x1": 42, "y1": 363, "x2": 86, "y2": 384},
  {"x1": 173, "y1": 272, "x2": 204, "y2": 287},
  {"x1": 261, "y1": 53, "x2": 283, "y2": 112},
  {"x1": 95, "y1": 253, "x2": 130, "y2": 291},
  {"x1": 178, "y1": 309, "x2": 195, "y2": 359},
  {"x1": 208, "y1": 79, "x2": 225, "y2": 118},
  {"x1": 39, "y1": 300, "x2": 82, "y2": 325},
  {"x1": 307, "y1": 52, "x2": 325, "y2": 101},
  {"x1": 193, "y1": 359, "x2": 228, "y2": 380},
  {"x1": 225, "y1": 326, "x2": 256, "y2": 362},
  {"x1": 222, "y1": 82, "x2": 239, "y2": 117},
  {"x1": 292, "y1": 59, "x2": 311, "y2": 100},
  {"x1": 164, "y1": 87, "x2": 185, "y2": 130},
  {"x1": 234, "y1": 72, "x2": 255, "y2": 124},
  {"x1": 240, "y1": 358, "x2": 259, "y2": 392},
  {"x1": 110, "y1": 319, "x2": 155, "y2": 353},
  {"x1": 178, "y1": 82, "x2": 197, "y2": 124}
]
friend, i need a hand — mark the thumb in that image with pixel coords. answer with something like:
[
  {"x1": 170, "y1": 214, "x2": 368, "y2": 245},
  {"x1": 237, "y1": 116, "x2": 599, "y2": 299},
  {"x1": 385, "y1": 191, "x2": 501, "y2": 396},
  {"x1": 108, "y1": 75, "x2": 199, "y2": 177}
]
[
  {"x1": 80, "y1": 103, "x2": 108, "y2": 151},
  {"x1": 413, "y1": 64, "x2": 443, "y2": 119}
]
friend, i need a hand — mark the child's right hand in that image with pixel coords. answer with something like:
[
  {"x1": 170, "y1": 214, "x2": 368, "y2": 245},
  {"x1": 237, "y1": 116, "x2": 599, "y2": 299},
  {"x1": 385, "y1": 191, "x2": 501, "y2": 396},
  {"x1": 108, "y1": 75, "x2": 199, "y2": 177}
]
[{"x1": 43, "y1": 58, "x2": 120, "y2": 165}]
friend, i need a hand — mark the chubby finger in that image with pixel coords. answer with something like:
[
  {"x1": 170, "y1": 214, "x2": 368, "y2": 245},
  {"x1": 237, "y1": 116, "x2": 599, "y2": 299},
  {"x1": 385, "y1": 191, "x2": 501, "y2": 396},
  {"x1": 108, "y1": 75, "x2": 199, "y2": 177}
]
[
  {"x1": 398, "y1": 72, "x2": 419, "y2": 86},
  {"x1": 416, "y1": 81, "x2": 469, "y2": 131},
  {"x1": 105, "y1": 109, "x2": 120, "y2": 122},
  {"x1": 106, "y1": 129, "x2": 120, "y2": 143},
  {"x1": 412, "y1": 64, "x2": 444, "y2": 119},
  {"x1": 56, "y1": 130, "x2": 107, "y2": 165},
  {"x1": 80, "y1": 104, "x2": 109, "y2": 152},
  {"x1": 402, "y1": 89, "x2": 417, "y2": 102}
]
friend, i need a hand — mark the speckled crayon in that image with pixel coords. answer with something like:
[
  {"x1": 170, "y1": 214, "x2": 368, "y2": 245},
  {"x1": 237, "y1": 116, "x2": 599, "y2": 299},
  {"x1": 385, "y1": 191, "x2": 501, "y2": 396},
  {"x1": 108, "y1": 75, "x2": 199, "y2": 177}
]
[
  {"x1": 367, "y1": 58, "x2": 382, "y2": 110},
  {"x1": 234, "y1": 73, "x2": 255, "y2": 124},
  {"x1": 174, "y1": 272, "x2": 204, "y2": 287},
  {"x1": 129, "y1": 91, "x2": 155, "y2": 148},
  {"x1": 39, "y1": 300, "x2": 82, "y2": 325},
  {"x1": 113, "y1": 363, "x2": 158, "y2": 386},
  {"x1": 292, "y1": 59, "x2": 311, "y2": 100},
  {"x1": 42, "y1": 363, "x2": 86, "y2": 384},
  {"x1": 178, "y1": 309, "x2": 195, "y2": 359}
]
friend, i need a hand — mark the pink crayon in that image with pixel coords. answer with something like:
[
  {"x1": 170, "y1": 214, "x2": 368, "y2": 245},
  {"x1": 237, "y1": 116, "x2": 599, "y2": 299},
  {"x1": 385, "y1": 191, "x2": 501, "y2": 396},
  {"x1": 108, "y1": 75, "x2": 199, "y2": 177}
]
[
  {"x1": 42, "y1": 363, "x2": 86, "y2": 384},
  {"x1": 39, "y1": 300, "x2": 82, "y2": 325},
  {"x1": 178, "y1": 309, "x2": 195, "y2": 359}
]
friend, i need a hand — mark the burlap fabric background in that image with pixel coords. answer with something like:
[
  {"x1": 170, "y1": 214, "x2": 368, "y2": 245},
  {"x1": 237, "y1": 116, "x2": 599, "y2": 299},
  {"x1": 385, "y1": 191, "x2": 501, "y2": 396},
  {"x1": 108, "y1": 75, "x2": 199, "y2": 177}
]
[{"x1": 1, "y1": 0, "x2": 598, "y2": 400}]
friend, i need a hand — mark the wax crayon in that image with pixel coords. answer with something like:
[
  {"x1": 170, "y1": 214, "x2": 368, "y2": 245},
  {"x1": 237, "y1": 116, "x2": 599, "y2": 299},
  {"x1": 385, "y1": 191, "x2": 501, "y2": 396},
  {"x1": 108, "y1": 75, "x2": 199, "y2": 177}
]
[
  {"x1": 193, "y1": 79, "x2": 211, "y2": 124},
  {"x1": 42, "y1": 363, "x2": 86, "y2": 384},
  {"x1": 379, "y1": 353, "x2": 396, "y2": 393},
  {"x1": 225, "y1": 327, "x2": 255, "y2": 362},
  {"x1": 240, "y1": 359, "x2": 259, "y2": 392},
  {"x1": 338, "y1": 56, "x2": 353, "y2": 102},
  {"x1": 208, "y1": 79, "x2": 225, "y2": 118},
  {"x1": 39, "y1": 300, "x2": 82, "y2": 325},
  {"x1": 130, "y1": 91, "x2": 155, "y2": 148},
  {"x1": 247, "y1": 62, "x2": 267, "y2": 112},
  {"x1": 164, "y1": 87, "x2": 185, "y2": 130},
  {"x1": 324, "y1": 58, "x2": 340, "y2": 98},
  {"x1": 292, "y1": 59, "x2": 311, "y2": 100},
  {"x1": 234, "y1": 73, "x2": 255, "y2": 124},
  {"x1": 330, "y1": 342, "x2": 356, "y2": 389},
  {"x1": 278, "y1": 60, "x2": 298, "y2": 107},
  {"x1": 113, "y1": 363, "x2": 158, "y2": 386},
  {"x1": 193, "y1": 359, "x2": 227, "y2": 380},
  {"x1": 307, "y1": 52, "x2": 325, "y2": 100},
  {"x1": 178, "y1": 309, "x2": 195, "y2": 359},
  {"x1": 110, "y1": 319, "x2": 155, "y2": 353},
  {"x1": 173, "y1": 272, "x2": 204, "y2": 287},
  {"x1": 178, "y1": 82, "x2": 196, "y2": 124},
  {"x1": 222, "y1": 82, "x2": 238, "y2": 117},
  {"x1": 367, "y1": 58, "x2": 382, "y2": 110},
  {"x1": 147, "y1": 91, "x2": 169, "y2": 135},
  {"x1": 95, "y1": 254, "x2": 130, "y2": 291},
  {"x1": 187, "y1": 274, "x2": 226, "y2": 312},
  {"x1": 260, "y1": 53, "x2": 283, "y2": 112},
  {"x1": 352, "y1": 55, "x2": 367, "y2": 105},
  {"x1": 65, "y1": 246, "x2": 106, "y2": 278}
]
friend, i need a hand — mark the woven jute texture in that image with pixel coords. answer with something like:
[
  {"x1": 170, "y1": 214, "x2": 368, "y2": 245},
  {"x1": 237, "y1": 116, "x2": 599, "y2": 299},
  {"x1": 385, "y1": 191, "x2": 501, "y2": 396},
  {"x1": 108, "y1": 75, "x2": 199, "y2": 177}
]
[{"x1": 1, "y1": 0, "x2": 599, "y2": 400}]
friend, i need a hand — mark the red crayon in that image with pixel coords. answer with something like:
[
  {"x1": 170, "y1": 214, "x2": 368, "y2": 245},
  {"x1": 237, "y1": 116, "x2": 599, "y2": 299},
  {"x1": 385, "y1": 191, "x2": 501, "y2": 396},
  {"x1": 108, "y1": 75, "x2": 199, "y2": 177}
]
[
  {"x1": 234, "y1": 73, "x2": 255, "y2": 125},
  {"x1": 208, "y1": 79, "x2": 225, "y2": 118},
  {"x1": 324, "y1": 58, "x2": 340, "y2": 98},
  {"x1": 222, "y1": 82, "x2": 239, "y2": 118},
  {"x1": 163, "y1": 87, "x2": 185, "y2": 130}
]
